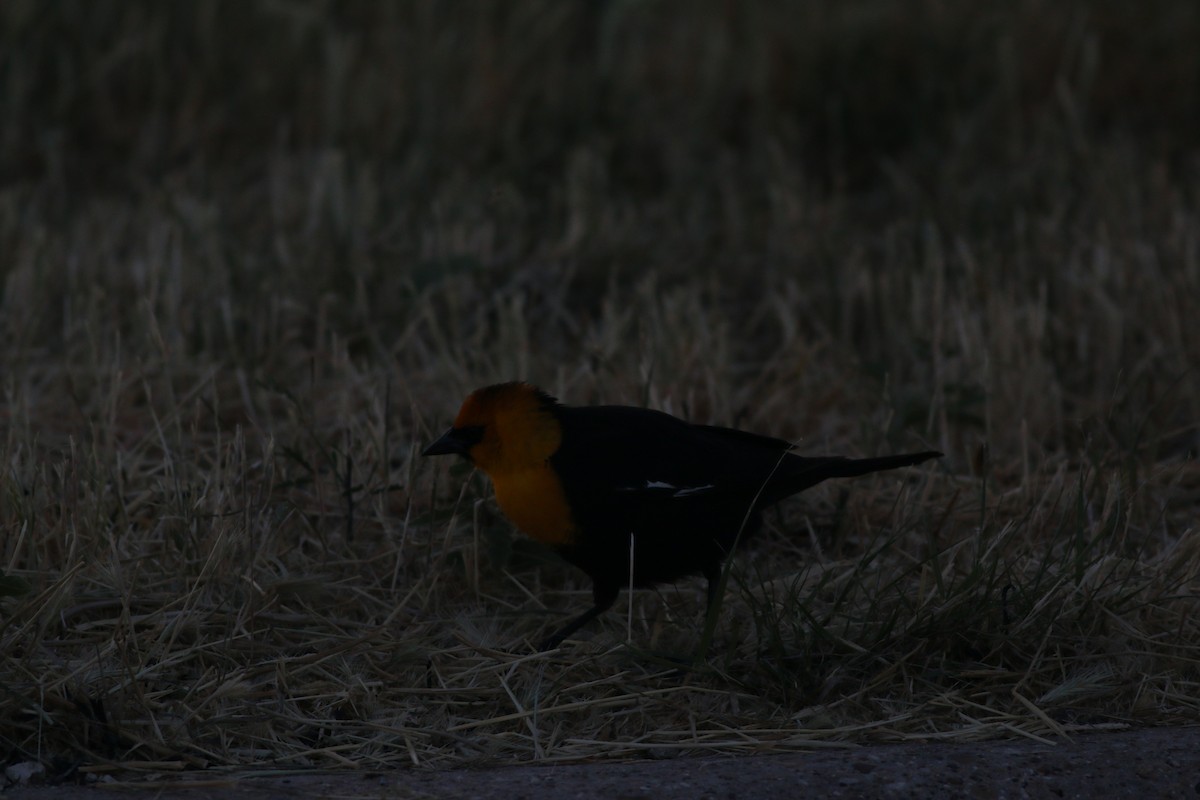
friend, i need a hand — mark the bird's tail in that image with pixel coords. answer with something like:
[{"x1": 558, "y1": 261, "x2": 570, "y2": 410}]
[
  {"x1": 813, "y1": 451, "x2": 942, "y2": 478},
  {"x1": 770, "y1": 450, "x2": 942, "y2": 500}
]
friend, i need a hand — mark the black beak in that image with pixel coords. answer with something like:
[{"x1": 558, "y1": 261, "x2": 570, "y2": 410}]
[{"x1": 421, "y1": 425, "x2": 483, "y2": 457}]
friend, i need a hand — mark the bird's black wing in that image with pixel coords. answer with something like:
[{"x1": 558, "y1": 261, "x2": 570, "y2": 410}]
[
  {"x1": 552, "y1": 407, "x2": 784, "y2": 517},
  {"x1": 548, "y1": 406, "x2": 788, "y2": 585}
]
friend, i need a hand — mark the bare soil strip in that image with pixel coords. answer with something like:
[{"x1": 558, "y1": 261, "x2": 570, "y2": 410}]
[{"x1": 8, "y1": 728, "x2": 1199, "y2": 799}]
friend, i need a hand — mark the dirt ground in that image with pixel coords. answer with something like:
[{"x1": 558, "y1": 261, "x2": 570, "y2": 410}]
[{"x1": 6, "y1": 727, "x2": 1200, "y2": 799}]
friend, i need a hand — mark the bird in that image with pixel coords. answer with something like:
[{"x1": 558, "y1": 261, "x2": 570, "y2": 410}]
[{"x1": 423, "y1": 382, "x2": 941, "y2": 650}]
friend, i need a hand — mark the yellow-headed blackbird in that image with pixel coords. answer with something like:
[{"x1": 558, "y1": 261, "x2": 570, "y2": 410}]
[{"x1": 424, "y1": 382, "x2": 941, "y2": 649}]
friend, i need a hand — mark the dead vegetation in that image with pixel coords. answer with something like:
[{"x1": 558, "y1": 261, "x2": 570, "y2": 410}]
[{"x1": 1, "y1": 0, "x2": 1198, "y2": 779}]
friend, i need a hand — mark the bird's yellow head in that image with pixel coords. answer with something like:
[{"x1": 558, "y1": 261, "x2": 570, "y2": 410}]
[{"x1": 422, "y1": 382, "x2": 563, "y2": 476}]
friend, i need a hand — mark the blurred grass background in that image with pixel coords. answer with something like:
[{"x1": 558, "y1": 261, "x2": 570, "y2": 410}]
[{"x1": 2, "y1": 0, "x2": 1198, "y2": 777}]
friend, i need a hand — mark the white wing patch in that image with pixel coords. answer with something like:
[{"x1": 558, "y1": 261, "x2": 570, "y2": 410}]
[{"x1": 619, "y1": 480, "x2": 715, "y2": 498}]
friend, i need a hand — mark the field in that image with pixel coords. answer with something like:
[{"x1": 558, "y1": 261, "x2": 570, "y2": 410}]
[{"x1": 2, "y1": 0, "x2": 1198, "y2": 779}]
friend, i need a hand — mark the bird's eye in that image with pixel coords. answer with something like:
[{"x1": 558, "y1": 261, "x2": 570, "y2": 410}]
[{"x1": 457, "y1": 425, "x2": 485, "y2": 448}]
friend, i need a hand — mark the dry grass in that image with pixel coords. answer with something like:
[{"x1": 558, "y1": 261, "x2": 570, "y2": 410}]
[{"x1": 2, "y1": 0, "x2": 1199, "y2": 779}]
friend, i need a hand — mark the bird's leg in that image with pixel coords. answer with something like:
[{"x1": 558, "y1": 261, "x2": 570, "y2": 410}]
[
  {"x1": 539, "y1": 582, "x2": 619, "y2": 651},
  {"x1": 693, "y1": 563, "x2": 727, "y2": 663},
  {"x1": 704, "y1": 564, "x2": 722, "y2": 612}
]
